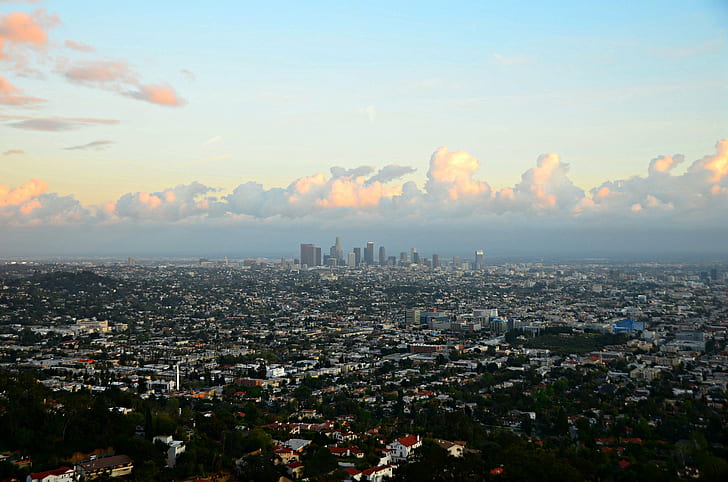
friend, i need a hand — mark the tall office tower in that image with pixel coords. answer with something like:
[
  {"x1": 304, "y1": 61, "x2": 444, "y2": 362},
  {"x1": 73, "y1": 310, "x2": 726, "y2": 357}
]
[
  {"x1": 353, "y1": 247, "x2": 362, "y2": 266},
  {"x1": 432, "y1": 254, "x2": 440, "y2": 269},
  {"x1": 411, "y1": 248, "x2": 420, "y2": 265},
  {"x1": 400, "y1": 252, "x2": 409, "y2": 265},
  {"x1": 364, "y1": 242, "x2": 375, "y2": 265},
  {"x1": 335, "y1": 236, "x2": 344, "y2": 263},
  {"x1": 347, "y1": 252, "x2": 356, "y2": 267},
  {"x1": 387, "y1": 256, "x2": 397, "y2": 266},
  {"x1": 453, "y1": 256, "x2": 461, "y2": 267},
  {"x1": 379, "y1": 246, "x2": 386, "y2": 266},
  {"x1": 300, "y1": 243, "x2": 316, "y2": 267},
  {"x1": 475, "y1": 250, "x2": 484, "y2": 269},
  {"x1": 127, "y1": 257, "x2": 136, "y2": 266},
  {"x1": 405, "y1": 309, "x2": 422, "y2": 328},
  {"x1": 314, "y1": 247, "x2": 322, "y2": 267}
]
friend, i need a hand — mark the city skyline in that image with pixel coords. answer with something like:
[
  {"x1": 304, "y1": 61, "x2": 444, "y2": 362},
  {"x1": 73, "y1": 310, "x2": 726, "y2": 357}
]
[{"x1": 1, "y1": 1, "x2": 727, "y2": 257}]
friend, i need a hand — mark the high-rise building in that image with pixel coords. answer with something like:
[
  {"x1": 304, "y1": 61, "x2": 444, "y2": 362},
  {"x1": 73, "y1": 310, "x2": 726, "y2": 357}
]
[
  {"x1": 432, "y1": 254, "x2": 440, "y2": 269},
  {"x1": 411, "y1": 248, "x2": 420, "y2": 265},
  {"x1": 353, "y1": 247, "x2": 362, "y2": 266},
  {"x1": 475, "y1": 250, "x2": 484, "y2": 269},
  {"x1": 379, "y1": 246, "x2": 386, "y2": 266},
  {"x1": 405, "y1": 309, "x2": 422, "y2": 328},
  {"x1": 300, "y1": 243, "x2": 317, "y2": 267},
  {"x1": 335, "y1": 237, "x2": 344, "y2": 264},
  {"x1": 314, "y1": 247, "x2": 322, "y2": 267},
  {"x1": 400, "y1": 252, "x2": 409, "y2": 265},
  {"x1": 364, "y1": 242, "x2": 375, "y2": 265},
  {"x1": 347, "y1": 252, "x2": 356, "y2": 267}
]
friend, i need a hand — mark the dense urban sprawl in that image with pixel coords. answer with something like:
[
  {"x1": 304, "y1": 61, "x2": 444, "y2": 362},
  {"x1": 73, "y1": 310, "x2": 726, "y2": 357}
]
[{"x1": 0, "y1": 256, "x2": 726, "y2": 481}]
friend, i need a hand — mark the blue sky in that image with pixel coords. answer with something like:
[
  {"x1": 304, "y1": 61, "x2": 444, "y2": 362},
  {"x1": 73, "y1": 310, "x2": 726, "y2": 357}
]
[{"x1": 1, "y1": 1, "x2": 727, "y2": 257}]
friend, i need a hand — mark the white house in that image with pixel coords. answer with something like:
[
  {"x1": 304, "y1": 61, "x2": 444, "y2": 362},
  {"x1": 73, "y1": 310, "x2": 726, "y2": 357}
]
[
  {"x1": 26, "y1": 467, "x2": 75, "y2": 482},
  {"x1": 386, "y1": 434, "x2": 422, "y2": 462}
]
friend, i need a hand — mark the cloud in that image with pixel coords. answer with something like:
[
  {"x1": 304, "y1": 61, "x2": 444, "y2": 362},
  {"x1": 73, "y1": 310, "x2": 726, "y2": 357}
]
[
  {"x1": 425, "y1": 147, "x2": 490, "y2": 201},
  {"x1": 366, "y1": 165, "x2": 417, "y2": 184},
  {"x1": 103, "y1": 182, "x2": 215, "y2": 222},
  {"x1": 648, "y1": 154, "x2": 685, "y2": 176},
  {"x1": 60, "y1": 59, "x2": 136, "y2": 86},
  {"x1": 57, "y1": 59, "x2": 186, "y2": 106},
  {"x1": 0, "y1": 9, "x2": 57, "y2": 56},
  {"x1": 503, "y1": 152, "x2": 585, "y2": 213},
  {"x1": 362, "y1": 105, "x2": 376, "y2": 123},
  {"x1": 0, "y1": 178, "x2": 47, "y2": 206},
  {"x1": 1, "y1": 8, "x2": 186, "y2": 110},
  {"x1": 584, "y1": 139, "x2": 728, "y2": 223},
  {"x1": 64, "y1": 39, "x2": 95, "y2": 53},
  {"x1": 0, "y1": 74, "x2": 45, "y2": 105},
  {"x1": 125, "y1": 84, "x2": 186, "y2": 107},
  {"x1": 3, "y1": 149, "x2": 24, "y2": 155},
  {"x1": 2, "y1": 115, "x2": 119, "y2": 131},
  {"x1": 0, "y1": 178, "x2": 90, "y2": 227},
  {"x1": 63, "y1": 140, "x2": 114, "y2": 151},
  {"x1": 180, "y1": 68, "x2": 195, "y2": 80},
  {"x1": 204, "y1": 135, "x2": 222, "y2": 145},
  {"x1": 3, "y1": 139, "x2": 728, "y2": 234}
]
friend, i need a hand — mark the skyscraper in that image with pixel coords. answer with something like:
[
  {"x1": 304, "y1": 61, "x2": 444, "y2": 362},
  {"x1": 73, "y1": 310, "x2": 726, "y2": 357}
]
[
  {"x1": 411, "y1": 248, "x2": 419, "y2": 265},
  {"x1": 379, "y1": 246, "x2": 386, "y2": 266},
  {"x1": 364, "y1": 242, "x2": 374, "y2": 265},
  {"x1": 314, "y1": 247, "x2": 322, "y2": 267},
  {"x1": 432, "y1": 254, "x2": 440, "y2": 269},
  {"x1": 353, "y1": 247, "x2": 361, "y2": 266},
  {"x1": 335, "y1": 236, "x2": 344, "y2": 264},
  {"x1": 400, "y1": 252, "x2": 408, "y2": 265},
  {"x1": 300, "y1": 243, "x2": 316, "y2": 267},
  {"x1": 475, "y1": 250, "x2": 484, "y2": 269}
]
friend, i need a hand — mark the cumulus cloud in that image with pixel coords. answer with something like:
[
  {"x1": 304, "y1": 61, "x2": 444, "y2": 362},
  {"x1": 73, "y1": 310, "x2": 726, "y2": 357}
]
[
  {"x1": 4, "y1": 139, "x2": 728, "y2": 232},
  {"x1": 63, "y1": 140, "x2": 113, "y2": 151},
  {"x1": 584, "y1": 139, "x2": 728, "y2": 223},
  {"x1": 425, "y1": 147, "x2": 490, "y2": 201},
  {"x1": 366, "y1": 165, "x2": 417, "y2": 184},
  {"x1": 0, "y1": 178, "x2": 48, "y2": 206},
  {"x1": 502, "y1": 152, "x2": 585, "y2": 213},
  {"x1": 103, "y1": 182, "x2": 215, "y2": 222},
  {"x1": 0, "y1": 178, "x2": 89, "y2": 227},
  {"x1": 648, "y1": 154, "x2": 685, "y2": 176}
]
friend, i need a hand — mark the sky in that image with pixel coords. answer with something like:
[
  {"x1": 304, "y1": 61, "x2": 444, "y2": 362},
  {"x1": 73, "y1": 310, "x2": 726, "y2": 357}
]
[{"x1": 1, "y1": 0, "x2": 727, "y2": 258}]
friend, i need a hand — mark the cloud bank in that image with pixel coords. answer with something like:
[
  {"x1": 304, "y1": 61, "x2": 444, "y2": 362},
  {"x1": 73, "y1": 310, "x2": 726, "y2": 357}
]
[{"x1": 2, "y1": 139, "x2": 726, "y2": 231}]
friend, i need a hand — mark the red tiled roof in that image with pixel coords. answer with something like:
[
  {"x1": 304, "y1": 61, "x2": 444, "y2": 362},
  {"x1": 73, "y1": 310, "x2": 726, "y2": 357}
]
[
  {"x1": 396, "y1": 434, "x2": 420, "y2": 447},
  {"x1": 29, "y1": 467, "x2": 73, "y2": 479},
  {"x1": 362, "y1": 464, "x2": 391, "y2": 475}
]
